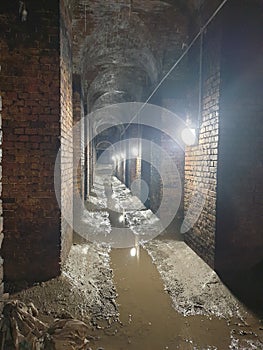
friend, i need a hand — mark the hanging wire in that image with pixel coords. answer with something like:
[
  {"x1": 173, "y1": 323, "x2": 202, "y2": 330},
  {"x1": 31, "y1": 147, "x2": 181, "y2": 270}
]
[
  {"x1": 129, "y1": 0, "x2": 132, "y2": 18},
  {"x1": 197, "y1": 30, "x2": 204, "y2": 130},
  {"x1": 84, "y1": 3, "x2": 87, "y2": 33},
  {"x1": 120, "y1": 0, "x2": 229, "y2": 136}
]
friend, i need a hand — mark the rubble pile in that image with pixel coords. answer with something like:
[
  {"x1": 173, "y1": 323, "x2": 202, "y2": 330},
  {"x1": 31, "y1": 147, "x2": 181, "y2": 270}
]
[{"x1": 0, "y1": 300, "x2": 93, "y2": 350}]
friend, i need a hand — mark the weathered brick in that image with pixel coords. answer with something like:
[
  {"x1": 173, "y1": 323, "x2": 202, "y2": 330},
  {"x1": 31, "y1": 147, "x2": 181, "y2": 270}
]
[{"x1": 0, "y1": 0, "x2": 73, "y2": 286}]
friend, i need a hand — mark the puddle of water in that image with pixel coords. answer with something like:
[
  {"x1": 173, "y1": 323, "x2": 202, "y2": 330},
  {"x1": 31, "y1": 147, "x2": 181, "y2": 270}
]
[
  {"x1": 92, "y1": 246, "x2": 231, "y2": 350},
  {"x1": 87, "y1": 176, "x2": 261, "y2": 349}
]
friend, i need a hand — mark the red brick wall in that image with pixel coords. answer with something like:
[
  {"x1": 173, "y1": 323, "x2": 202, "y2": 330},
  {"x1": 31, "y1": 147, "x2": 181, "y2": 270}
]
[
  {"x1": 0, "y1": 1, "x2": 61, "y2": 283},
  {"x1": 126, "y1": 125, "x2": 142, "y2": 189},
  {"x1": 72, "y1": 75, "x2": 85, "y2": 228},
  {"x1": 86, "y1": 116, "x2": 91, "y2": 198},
  {"x1": 184, "y1": 17, "x2": 221, "y2": 268},
  {"x1": 184, "y1": 0, "x2": 263, "y2": 271},
  {"x1": 0, "y1": 0, "x2": 73, "y2": 284},
  {"x1": 0, "y1": 86, "x2": 3, "y2": 297},
  {"x1": 60, "y1": 0, "x2": 73, "y2": 264}
]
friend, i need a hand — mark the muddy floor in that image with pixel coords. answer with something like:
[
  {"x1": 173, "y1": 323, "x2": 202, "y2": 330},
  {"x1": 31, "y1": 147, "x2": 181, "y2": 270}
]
[{"x1": 9, "y1": 174, "x2": 263, "y2": 349}]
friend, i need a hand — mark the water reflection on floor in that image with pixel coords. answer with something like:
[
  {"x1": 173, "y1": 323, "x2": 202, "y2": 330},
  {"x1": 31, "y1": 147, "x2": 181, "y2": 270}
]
[
  {"x1": 88, "y1": 243, "x2": 262, "y2": 350},
  {"x1": 107, "y1": 246, "x2": 231, "y2": 350},
  {"x1": 87, "y1": 174, "x2": 262, "y2": 349}
]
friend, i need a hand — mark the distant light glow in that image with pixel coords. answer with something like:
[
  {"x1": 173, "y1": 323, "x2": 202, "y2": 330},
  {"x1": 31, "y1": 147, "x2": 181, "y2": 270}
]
[
  {"x1": 131, "y1": 147, "x2": 138, "y2": 157},
  {"x1": 130, "y1": 247, "x2": 137, "y2": 257},
  {"x1": 131, "y1": 178, "x2": 149, "y2": 204},
  {"x1": 119, "y1": 215, "x2": 124, "y2": 223},
  {"x1": 181, "y1": 128, "x2": 196, "y2": 146}
]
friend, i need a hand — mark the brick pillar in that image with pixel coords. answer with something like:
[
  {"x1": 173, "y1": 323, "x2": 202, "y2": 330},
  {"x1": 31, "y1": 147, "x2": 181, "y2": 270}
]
[
  {"x1": 0, "y1": 0, "x2": 73, "y2": 284},
  {"x1": 183, "y1": 13, "x2": 221, "y2": 268},
  {"x1": 215, "y1": 0, "x2": 263, "y2": 272},
  {"x1": 0, "y1": 87, "x2": 3, "y2": 297},
  {"x1": 160, "y1": 132, "x2": 184, "y2": 230},
  {"x1": 60, "y1": 0, "x2": 73, "y2": 264},
  {"x1": 125, "y1": 125, "x2": 139, "y2": 188},
  {"x1": 72, "y1": 74, "x2": 85, "y2": 229}
]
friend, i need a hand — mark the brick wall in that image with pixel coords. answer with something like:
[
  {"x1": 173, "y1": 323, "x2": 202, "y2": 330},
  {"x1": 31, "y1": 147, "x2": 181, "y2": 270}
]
[
  {"x1": 85, "y1": 115, "x2": 91, "y2": 198},
  {"x1": 160, "y1": 133, "x2": 184, "y2": 233},
  {"x1": 0, "y1": 80, "x2": 3, "y2": 297},
  {"x1": 60, "y1": 0, "x2": 73, "y2": 264},
  {"x1": 0, "y1": 1, "x2": 62, "y2": 283},
  {"x1": 73, "y1": 77, "x2": 82, "y2": 198},
  {"x1": 159, "y1": 99, "x2": 186, "y2": 235},
  {"x1": 0, "y1": 0, "x2": 73, "y2": 285},
  {"x1": 149, "y1": 147, "x2": 162, "y2": 215},
  {"x1": 184, "y1": 0, "x2": 263, "y2": 271},
  {"x1": 128, "y1": 122, "x2": 184, "y2": 234},
  {"x1": 126, "y1": 125, "x2": 142, "y2": 189},
  {"x1": 72, "y1": 74, "x2": 85, "y2": 228},
  {"x1": 184, "y1": 17, "x2": 221, "y2": 268}
]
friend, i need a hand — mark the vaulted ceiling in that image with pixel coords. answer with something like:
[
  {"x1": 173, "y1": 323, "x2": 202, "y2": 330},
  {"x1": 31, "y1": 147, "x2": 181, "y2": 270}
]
[{"x1": 69, "y1": 0, "x2": 204, "y2": 110}]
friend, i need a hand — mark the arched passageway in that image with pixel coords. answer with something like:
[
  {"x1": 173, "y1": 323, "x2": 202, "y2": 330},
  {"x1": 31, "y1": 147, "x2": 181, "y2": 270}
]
[{"x1": 0, "y1": 0, "x2": 262, "y2": 348}]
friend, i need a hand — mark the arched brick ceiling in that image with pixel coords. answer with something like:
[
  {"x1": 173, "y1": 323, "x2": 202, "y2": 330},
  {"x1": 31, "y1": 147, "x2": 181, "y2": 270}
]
[{"x1": 70, "y1": 1, "x2": 201, "y2": 110}]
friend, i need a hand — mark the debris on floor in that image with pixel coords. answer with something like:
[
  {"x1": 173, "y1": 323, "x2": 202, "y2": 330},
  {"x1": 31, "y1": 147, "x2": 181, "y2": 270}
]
[
  {"x1": 63, "y1": 242, "x2": 119, "y2": 326},
  {"x1": 108, "y1": 175, "x2": 249, "y2": 319},
  {"x1": 7, "y1": 240, "x2": 119, "y2": 349},
  {"x1": 45, "y1": 318, "x2": 92, "y2": 350},
  {"x1": 143, "y1": 238, "x2": 244, "y2": 318},
  {"x1": 0, "y1": 300, "x2": 93, "y2": 350},
  {"x1": 2, "y1": 174, "x2": 262, "y2": 349},
  {"x1": 81, "y1": 210, "x2": 111, "y2": 240},
  {"x1": 11, "y1": 242, "x2": 119, "y2": 328},
  {"x1": 0, "y1": 300, "x2": 46, "y2": 350}
]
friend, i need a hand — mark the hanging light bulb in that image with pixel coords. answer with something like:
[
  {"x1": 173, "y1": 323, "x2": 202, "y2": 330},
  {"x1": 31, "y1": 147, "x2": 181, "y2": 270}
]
[
  {"x1": 19, "y1": 2, "x2": 28, "y2": 22},
  {"x1": 119, "y1": 215, "x2": 124, "y2": 223},
  {"x1": 21, "y1": 8, "x2": 28, "y2": 22},
  {"x1": 181, "y1": 115, "x2": 197, "y2": 146},
  {"x1": 181, "y1": 127, "x2": 196, "y2": 146},
  {"x1": 131, "y1": 146, "x2": 138, "y2": 157}
]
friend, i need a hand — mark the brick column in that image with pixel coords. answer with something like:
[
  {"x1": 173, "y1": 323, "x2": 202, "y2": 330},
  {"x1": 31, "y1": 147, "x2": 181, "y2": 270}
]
[
  {"x1": 0, "y1": 86, "x2": 3, "y2": 297},
  {"x1": 0, "y1": 0, "x2": 73, "y2": 284}
]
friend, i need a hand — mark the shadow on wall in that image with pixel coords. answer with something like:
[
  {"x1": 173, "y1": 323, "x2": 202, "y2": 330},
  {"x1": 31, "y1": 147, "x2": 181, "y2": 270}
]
[
  {"x1": 218, "y1": 260, "x2": 263, "y2": 318},
  {"x1": 215, "y1": 190, "x2": 263, "y2": 317},
  {"x1": 214, "y1": 0, "x2": 263, "y2": 318}
]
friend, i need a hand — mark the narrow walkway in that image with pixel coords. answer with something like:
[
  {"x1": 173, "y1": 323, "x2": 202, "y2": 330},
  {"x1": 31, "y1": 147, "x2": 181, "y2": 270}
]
[
  {"x1": 11, "y1": 173, "x2": 263, "y2": 349},
  {"x1": 87, "y1": 173, "x2": 263, "y2": 350},
  {"x1": 109, "y1": 248, "x2": 231, "y2": 349}
]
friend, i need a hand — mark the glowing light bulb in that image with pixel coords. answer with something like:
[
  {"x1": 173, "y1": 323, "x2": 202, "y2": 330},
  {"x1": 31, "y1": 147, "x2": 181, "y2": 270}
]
[
  {"x1": 119, "y1": 215, "x2": 124, "y2": 223},
  {"x1": 130, "y1": 247, "x2": 137, "y2": 257},
  {"x1": 21, "y1": 8, "x2": 27, "y2": 21},
  {"x1": 131, "y1": 147, "x2": 138, "y2": 157},
  {"x1": 181, "y1": 128, "x2": 196, "y2": 146}
]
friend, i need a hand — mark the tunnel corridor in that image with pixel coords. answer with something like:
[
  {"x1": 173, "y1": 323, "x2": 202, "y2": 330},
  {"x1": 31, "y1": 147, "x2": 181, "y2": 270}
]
[
  {"x1": 0, "y1": 0, "x2": 263, "y2": 348},
  {"x1": 70, "y1": 172, "x2": 262, "y2": 349}
]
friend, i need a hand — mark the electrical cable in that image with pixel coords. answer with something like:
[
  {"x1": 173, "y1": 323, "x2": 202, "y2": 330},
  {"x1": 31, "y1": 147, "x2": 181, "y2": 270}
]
[
  {"x1": 197, "y1": 30, "x2": 203, "y2": 130},
  {"x1": 120, "y1": 0, "x2": 229, "y2": 136}
]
